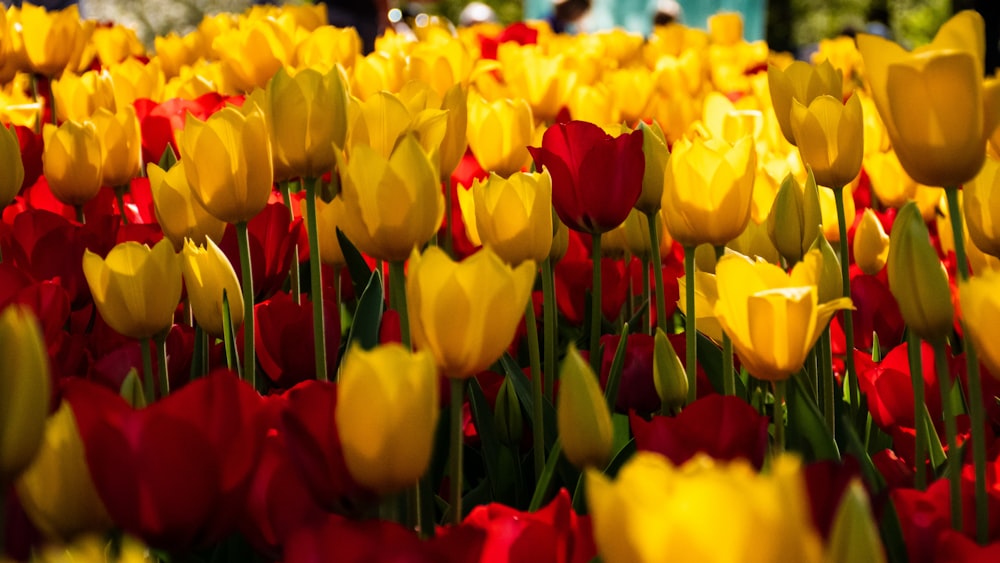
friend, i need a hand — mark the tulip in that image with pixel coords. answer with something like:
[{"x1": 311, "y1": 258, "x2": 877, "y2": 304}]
[
  {"x1": 653, "y1": 328, "x2": 687, "y2": 413},
  {"x1": 438, "y1": 83, "x2": 469, "y2": 180},
  {"x1": 0, "y1": 305, "x2": 50, "y2": 484},
  {"x1": 500, "y1": 46, "x2": 572, "y2": 123},
  {"x1": 108, "y1": 57, "x2": 165, "y2": 108},
  {"x1": 558, "y1": 343, "x2": 613, "y2": 469},
  {"x1": 90, "y1": 106, "x2": 142, "y2": 188},
  {"x1": 407, "y1": 37, "x2": 474, "y2": 99},
  {"x1": 586, "y1": 452, "x2": 825, "y2": 563},
  {"x1": 181, "y1": 238, "x2": 243, "y2": 337},
  {"x1": 854, "y1": 208, "x2": 890, "y2": 275},
  {"x1": 790, "y1": 92, "x2": 864, "y2": 189},
  {"x1": 635, "y1": 120, "x2": 670, "y2": 214},
  {"x1": 708, "y1": 12, "x2": 745, "y2": 46},
  {"x1": 858, "y1": 10, "x2": 1000, "y2": 187},
  {"x1": 675, "y1": 270, "x2": 725, "y2": 343},
  {"x1": 766, "y1": 169, "x2": 822, "y2": 265},
  {"x1": 309, "y1": 198, "x2": 346, "y2": 268},
  {"x1": 36, "y1": 535, "x2": 148, "y2": 562},
  {"x1": 348, "y1": 90, "x2": 447, "y2": 161},
  {"x1": 335, "y1": 344, "x2": 439, "y2": 494},
  {"x1": 178, "y1": 102, "x2": 274, "y2": 225},
  {"x1": 42, "y1": 120, "x2": 104, "y2": 207},
  {"x1": 20, "y1": 3, "x2": 83, "y2": 76},
  {"x1": 91, "y1": 23, "x2": 144, "y2": 66},
  {"x1": 963, "y1": 153, "x2": 1000, "y2": 258},
  {"x1": 568, "y1": 84, "x2": 621, "y2": 128},
  {"x1": 0, "y1": 123, "x2": 24, "y2": 207},
  {"x1": 767, "y1": 59, "x2": 843, "y2": 145},
  {"x1": 213, "y1": 17, "x2": 291, "y2": 92},
  {"x1": 467, "y1": 93, "x2": 535, "y2": 177},
  {"x1": 296, "y1": 26, "x2": 361, "y2": 72},
  {"x1": 886, "y1": 202, "x2": 953, "y2": 344},
  {"x1": 82, "y1": 238, "x2": 182, "y2": 340},
  {"x1": 148, "y1": 161, "x2": 227, "y2": 251},
  {"x1": 351, "y1": 51, "x2": 407, "y2": 101},
  {"x1": 959, "y1": 269, "x2": 1000, "y2": 381},
  {"x1": 864, "y1": 149, "x2": 920, "y2": 209},
  {"x1": 662, "y1": 135, "x2": 755, "y2": 247},
  {"x1": 458, "y1": 169, "x2": 553, "y2": 266},
  {"x1": 713, "y1": 251, "x2": 852, "y2": 381},
  {"x1": 50, "y1": 69, "x2": 117, "y2": 122},
  {"x1": 15, "y1": 402, "x2": 113, "y2": 540},
  {"x1": 826, "y1": 481, "x2": 888, "y2": 563}
]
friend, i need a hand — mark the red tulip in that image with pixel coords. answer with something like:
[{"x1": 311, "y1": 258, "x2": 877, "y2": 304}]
[
  {"x1": 935, "y1": 529, "x2": 1000, "y2": 562},
  {"x1": 219, "y1": 202, "x2": 302, "y2": 301},
  {"x1": 555, "y1": 255, "x2": 634, "y2": 325},
  {"x1": 528, "y1": 120, "x2": 644, "y2": 234},
  {"x1": 859, "y1": 341, "x2": 942, "y2": 433},
  {"x1": 479, "y1": 22, "x2": 539, "y2": 60},
  {"x1": 254, "y1": 290, "x2": 339, "y2": 387},
  {"x1": 13, "y1": 124, "x2": 43, "y2": 192},
  {"x1": 802, "y1": 458, "x2": 862, "y2": 538},
  {"x1": 134, "y1": 93, "x2": 241, "y2": 166},
  {"x1": 594, "y1": 333, "x2": 659, "y2": 414},
  {"x1": 850, "y1": 272, "x2": 904, "y2": 352}
]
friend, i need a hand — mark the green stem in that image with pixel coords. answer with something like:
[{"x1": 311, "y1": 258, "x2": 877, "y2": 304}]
[
  {"x1": 75, "y1": 204, "x2": 86, "y2": 225},
  {"x1": 542, "y1": 258, "x2": 558, "y2": 402},
  {"x1": 115, "y1": 184, "x2": 130, "y2": 225},
  {"x1": 304, "y1": 178, "x2": 328, "y2": 381},
  {"x1": 773, "y1": 379, "x2": 786, "y2": 454},
  {"x1": 526, "y1": 298, "x2": 545, "y2": 481},
  {"x1": 933, "y1": 340, "x2": 962, "y2": 532},
  {"x1": 279, "y1": 181, "x2": 300, "y2": 305},
  {"x1": 142, "y1": 337, "x2": 155, "y2": 401},
  {"x1": 640, "y1": 257, "x2": 650, "y2": 334},
  {"x1": 155, "y1": 333, "x2": 169, "y2": 397},
  {"x1": 647, "y1": 212, "x2": 668, "y2": 333},
  {"x1": 684, "y1": 245, "x2": 697, "y2": 403},
  {"x1": 714, "y1": 245, "x2": 735, "y2": 396},
  {"x1": 907, "y1": 331, "x2": 927, "y2": 491},
  {"x1": 235, "y1": 221, "x2": 256, "y2": 388},
  {"x1": 589, "y1": 232, "x2": 603, "y2": 374},
  {"x1": 30, "y1": 73, "x2": 41, "y2": 134},
  {"x1": 450, "y1": 377, "x2": 465, "y2": 525},
  {"x1": 444, "y1": 176, "x2": 454, "y2": 256},
  {"x1": 190, "y1": 324, "x2": 205, "y2": 382},
  {"x1": 389, "y1": 261, "x2": 411, "y2": 348},
  {"x1": 821, "y1": 327, "x2": 835, "y2": 439},
  {"x1": 833, "y1": 188, "x2": 858, "y2": 418}
]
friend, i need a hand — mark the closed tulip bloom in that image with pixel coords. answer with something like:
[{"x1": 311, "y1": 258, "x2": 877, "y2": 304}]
[
  {"x1": 20, "y1": 3, "x2": 82, "y2": 76},
  {"x1": 407, "y1": 245, "x2": 536, "y2": 379},
  {"x1": 181, "y1": 238, "x2": 243, "y2": 336},
  {"x1": 0, "y1": 305, "x2": 50, "y2": 484},
  {"x1": 768, "y1": 60, "x2": 843, "y2": 145},
  {"x1": 0, "y1": 124, "x2": 24, "y2": 207},
  {"x1": 467, "y1": 93, "x2": 535, "y2": 177},
  {"x1": 42, "y1": 120, "x2": 104, "y2": 207},
  {"x1": 458, "y1": 170, "x2": 553, "y2": 265},
  {"x1": 335, "y1": 134, "x2": 442, "y2": 263},
  {"x1": 148, "y1": 161, "x2": 227, "y2": 251},
  {"x1": 529, "y1": 120, "x2": 644, "y2": 234},
  {"x1": 858, "y1": 11, "x2": 1000, "y2": 187},
  {"x1": 766, "y1": 169, "x2": 823, "y2": 265},
  {"x1": 714, "y1": 251, "x2": 852, "y2": 381},
  {"x1": 963, "y1": 153, "x2": 1000, "y2": 257},
  {"x1": 887, "y1": 202, "x2": 954, "y2": 343},
  {"x1": 558, "y1": 344, "x2": 613, "y2": 469},
  {"x1": 296, "y1": 26, "x2": 361, "y2": 72},
  {"x1": 438, "y1": 83, "x2": 469, "y2": 179},
  {"x1": 348, "y1": 91, "x2": 447, "y2": 161},
  {"x1": 864, "y1": 149, "x2": 919, "y2": 208},
  {"x1": 179, "y1": 103, "x2": 274, "y2": 225},
  {"x1": 335, "y1": 344, "x2": 439, "y2": 494},
  {"x1": 854, "y1": 208, "x2": 890, "y2": 275},
  {"x1": 82, "y1": 238, "x2": 182, "y2": 340},
  {"x1": 15, "y1": 402, "x2": 112, "y2": 540},
  {"x1": 635, "y1": 120, "x2": 670, "y2": 214},
  {"x1": 662, "y1": 135, "x2": 755, "y2": 247},
  {"x1": 90, "y1": 106, "x2": 142, "y2": 187},
  {"x1": 826, "y1": 481, "x2": 888, "y2": 563},
  {"x1": 51, "y1": 69, "x2": 116, "y2": 122},
  {"x1": 501, "y1": 46, "x2": 572, "y2": 123},
  {"x1": 960, "y1": 268, "x2": 1000, "y2": 380},
  {"x1": 790, "y1": 92, "x2": 864, "y2": 188}
]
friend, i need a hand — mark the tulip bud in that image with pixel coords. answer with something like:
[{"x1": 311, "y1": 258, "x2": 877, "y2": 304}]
[
  {"x1": 148, "y1": 161, "x2": 227, "y2": 251},
  {"x1": 557, "y1": 344, "x2": 613, "y2": 469},
  {"x1": 809, "y1": 233, "x2": 843, "y2": 304},
  {"x1": 549, "y1": 215, "x2": 569, "y2": 262},
  {"x1": 635, "y1": 120, "x2": 669, "y2": 214},
  {"x1": 494, "y1": 376, "x2": 524, "y2": 448},
  {"x1": 729, "y1": 220, "x2": 781, "y2": 266},
  {"x1": 887, "y1": 202, "x2": 954, "y2": 343},
  {"x1": 90, "y1": 105, "x2": 142, "y2": 188},
  {"x1": 0, "y1": 124, "x2": 25, "y2": 207},
  {"x1": 181, "y1": 238, "x2": 244, "y2": 337},
  {"x1": 0, "y1": 305, "x2": 51, "y2": 484},
  {"x1": 826, "y1": 481, "x2": 887, "y2": 563},
  {"x1": 963, "y1": 153, "x2": 1000, "y2": 258},
  {"x1": 767, "y1": 169, "x2": 822, "y2": 265},
  {"x1": 853, "y1": 209, "x2": 890, "y2": 275},
  {"x1": 42, "y1": 120, "x2": 104, "y2": 207},
  {"x1": 119, "y1": 369, "x2": 147, "y2": 409},
  {"x1": 653, "y1": 328, "x2": 687, "y2": 412}
]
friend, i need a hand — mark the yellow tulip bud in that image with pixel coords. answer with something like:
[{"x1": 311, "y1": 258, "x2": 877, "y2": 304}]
[
  {"x1": 467, "y1": 93, "x2": 535, "y2": 177},
  {"x1": 766, "y1": 169, "x2": 823, "y2": 265},
  {"x1": 459, "y1": 170, "x2": 553, "y2": 266},
  {"x1": 653, "y1": 328, "x2": 687, "y2": 412},
  {"x1": 960, "y1": 268, "x2": 1000, "y2": 380},
  {"x1": 0, "y1": 305, "x2": 50, "y2": 484},
  {"x1": 635, "y1": 120, "x2": 669, "y2": 214},
  {"x1": 181, "y1": 238, "x2": 244, "y2": 337},
  {"x1": 963, "y1": 153, "x2": 1000, "y2": 258},
  {"x1": 790, "y1": 92, "x2": 864, "y2": 189},
  {"x1": 351, "y1": 51, "x2": 407, "y2": 101},
  {"x1": 348, "y1": 91, "x2": 447, "y2": 161},
  {"x1": 20, "y1": 3, "x2": 83, "y2": 76},
  {"x1": 37, "y1": 535, "x2": 149, "y2": 563},
  {"x1": 82, "y1": 239, "x2": 183, "y2": 340},
  {"x1": 854, "y1": 209, "x2": 890, "y2": 275},
  {"x1": 42, "y1": 120, "x2": 104, "y2": 207},
  {"x1": 887, "y1": 202, "x2": 954, "y2": 343},
  {"x1": 767, "y1": 60, "x2": 843, "y2": 145},
  {"x1": 51, "y1": 69, "x2": 117, "y2": 122},
  {"x1": 557, "y1": 344, "x2": 613, "y2": 470},
  {"x1": 148, "y1": 161, "x2": 227, "y2": 252},
  {"x1": 807, "y1": 235, "x2": 844, "y2": 304},
  {"x1": 336, "y1": 344, "x2": 439, "y2": 494},
  {"x1": 501, "y1": 46, "x2": 572, "y2": 124},
  {"x1": 90, "y1": 106, "x2": 142, "y2": 188},
  {"x1": 0, "y1": 124, "x2": 25, "y2": 207},
  {"x1": 826, "y1": 480, "x2": 888, "y2": 563}
]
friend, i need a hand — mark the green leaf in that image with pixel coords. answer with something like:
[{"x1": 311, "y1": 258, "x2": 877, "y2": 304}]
[
  {"x1": 787, "y1": 371, "x2": 841, "y2": 461},
  {"x1": 157, "y1": 143, "x2": 178, "y2": 171},
  {"x1": 468, "y1": 377, "x2": 502, "y2": 499},
  {"x1": 336, "y1": 227, "x2": 373, "y2": 298},
  {"x1": 699, "y1": 332, "x2": 745, "y2": 396},
  {"x1": 921, "y1": 402, "x2": 947, "y2": 473},
  {"x1": 501, "y1": 352, "x2": 557, "y2": 446},
  {"x1": 603, "y1": 437, "x2": 636, "y2": 479},
  {"x1": 528, "y1": 439, "x2": 562, "y2": 512},
  {"x1": 603, "y1": 323, "x2": 630, "y2": 410},
  {"x1": 880, "y1": 499, "x2": 910, "y2": 563},
  {"x1": 841, "y1": 413, "x2": 887, "y2": 492},
  {"x1": 342, "y1": 269, "x2": 384, "y2": 352}
]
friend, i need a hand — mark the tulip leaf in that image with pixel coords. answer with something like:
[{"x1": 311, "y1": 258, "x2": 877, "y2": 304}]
[
  {"x1": 699, "y1": 332, "x2": 746, "y2": 397},
  {"x1": 603, "y1": 323, "x2": 631, "y2": 410},
  {"x1": 336, "y1": 227, "x2": 372, "y2": 298},
  {"x1": 602, "y1": 436, "x2": 636, "y2": 479},
  {"x1": 787, "y1": 371, "x2": 841, "y2": 461},
  {"x1": 468, "y1": 377, "x2": 502, "y2": 499},
  {"x1": 921, "y1": 402, "x2": 947, "y2": 473},
  {"x1": 342, "y1": 269, "x2": 384, "y2": 352},
  {"x1": 880, "y1": 497, "x2": 910, "y2": 563},
  {"x1": 528, "y1": 439, "x2": 562, "y2": 512},
  {"x1": 157, "y1": 144, "x2": 178, "y2": 171},
  {"x1": 501, "y1": 352, "x2": 558, "y2": 447},
  {"x1": 840, "y1": 413, "x2": 887, "y2": 492}
]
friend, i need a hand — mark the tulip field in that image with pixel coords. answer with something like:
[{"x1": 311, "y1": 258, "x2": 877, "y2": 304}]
[{"x1": 4, "y1": 2, "x2": 1000, "y2": 562}]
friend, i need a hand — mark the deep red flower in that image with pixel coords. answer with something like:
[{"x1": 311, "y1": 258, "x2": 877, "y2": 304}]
[
  {"x1": 859, "y1": 340, "x2": 942, "y2": 433},
  {"x1": 528, "y1": 120, "x2": 644, "y2": 234},
  {"x1": 850, "y1": 272, "x2": 904, "y2": 352},
  {"x1": 133, "y1": 93, "x2": 241, "y2": 165},
  {"x1": 802, "y1": 458, "x2": 862, "y2": 538},
  {"x1": 254, "y1": 290, "x2": 340, "y2": 387},
  {"x1": 219, "y1": 202, "x2": 302, "y2": 301},
  {"x1": 595, "y1": 333, "x2": 659, "y2": 415},
  {"x1": 554, "y1": 255, "x2": 634, "y2": 325},
  {"x1": 479, "y1": 22, "x2": 539, "y2": 60},
  {"x1": 935, "y1": 529, "x2": 1000, "y2": 562},
  {"x1": 13, "y1": 124, "x2": 43, "y2": 191}
]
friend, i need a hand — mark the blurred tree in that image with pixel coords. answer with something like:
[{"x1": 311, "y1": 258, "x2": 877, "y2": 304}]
[{"x1": 430, "y1": 0, "x2": 522, "y2": 25}]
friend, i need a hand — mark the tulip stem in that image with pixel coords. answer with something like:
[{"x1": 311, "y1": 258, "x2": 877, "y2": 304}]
[
  {"x1": 542, "y1": 258, "x2": 558, "y2": 402},
  {"x1": 714, "y1": 245, "x2": 736, "y2": 396},
  {"x1": 933, "y1": 340, "x2": 963, "y2": 532},
  {"x1": 190, "y1": 324, "x2": 205, "y2": 382},
  {"x1": 155, "y1": 332, "x2": 170, "y2": 397},
  {"x1": 684, "y1": 245, "x2": 697, "y2": 404},
  {"x1": 589, "y1": 233, "x2": 603, "y2": 374},
  {"x1": 640, "y1": 257, "x2": 650, "y2": 334},
  {"x1": 945, "y1": 187, "x2": 989, "y2": 543},
  {"x1": 279, "y1": 181, "x2": 301, "y2": 305},
  {"x1": 444, "y1": 176, "x2": 454, "y2": 257},
  {"x1": 525, "y1": 298, "x2": 545, "y2": 481},
  {"x1": 75, "y1": 204, "x2": 86, "y2": 225},
  {"x1": 449, "y1": 378, "x2": 465, "y2": 525},
  {"x1": 142, "y1": 337, "x2": 155, "y2": 401},
  {"x1": 115, "y1": 184, "x2": 130, "y2": 225},
  {"x1": 304, "y1": 178, "x2": 328, "y2": 381},
  {"x1": 389, "y1": 261, "x2": 411, "y2": 348},
  {"x1": 833, "y1": 188, "x2": 858, "y2": 418},
  {"x1": 772, "y1": 379, "x2": 786, "y2": 454},
  {"x1": 235, "y1": 221, "x2": 256, "y2": 388},
  {"x1": 647, "y1": 212, "x2": 668, "y2": 333},
  {"x1": 821, "y1": 327, "x2": 835, "y2": 439},
  {"x1": 907, "y1": 331, "x2": 927, "y2": 491}
]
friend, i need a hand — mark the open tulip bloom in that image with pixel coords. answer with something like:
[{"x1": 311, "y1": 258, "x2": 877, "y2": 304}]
[{"x1": 5, "y1": 4, "x2": 1000, "y2": 562}]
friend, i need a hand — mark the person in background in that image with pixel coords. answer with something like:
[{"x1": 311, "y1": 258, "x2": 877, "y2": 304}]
[
  {"x1": 654, "y1": 0, "x2": 682, "y2": 26},
  {"x1": 319, "y1": 0, "x2": 390, "y2": 54},
  {"x1": 546, "y1": 0, "x2": 591, "y2": 34}
]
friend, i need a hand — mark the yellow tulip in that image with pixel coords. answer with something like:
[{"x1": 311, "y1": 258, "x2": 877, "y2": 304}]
[
  {"x1": 350, "y1": 51, "x2": 407, "y2": 101},
  {"x1": 766, "y1": 169, "x2": 823, "y2": 265},
  {"x1": 20, "y1": 3, "x2": 82, "y2": 76},
  {"x1": 15, "y1": 402, "x2": 112, "y2": 540},
  {"x1": 438, "y1": 84, "x2": 469, "y2": 179},
  {"x1": 558, "y1": 344, "x2": 613, "y2": 469},
  {"x1": 458, "y1": 170, "x2": 553, "y2": 266},
  {"x1": 348, "y1": 91, "x2": 447, "y2": 161},
  {"x1": 653, "y1": 328, "x2": 687, "y2": 412},
  {"x1": 42, "y1": 120, "x2": 104, "y2": 207},
  {"x1": 178, "y1": 103, "x2": 274, "y2": 225},
  {"x1": 661, "y1": 135, "x2": 756, "y2": 247},
  {"x1": 466, "y1": 93, "x2": 535, "y2": 177},
  {"x1": 607, "y1": 67, "x2": 656, "y2": 124},
  {"x1": 708, "y1": 12, "x2": 745, "y2": 46},
  {"x1": 82, "y1": 239, "x2": 182, "y2": 340},
  {"x1": 336, "y1": 344, "x2": 439, "y2": 494},
  {"x1": 0, "y1": 123, "x2": 24, "y2": 207},
  {"x1": 51, "y1": 69, "x2": 116, "y2": 122},
  {"x1": 500, "y1": 46, "x2": 572, "y2": 123},
  {"x1": 790, "y1": 92, "x2": 864, "y2": 188},
  {"x1": 963, "y1": 153, "x2": 1000, "y2": 257},
  {"x1": 90, "y1": 106, "x2": 142, "y2": 188},
  {"x1": 0, "y1": 8, "x2": 29, "y2": 84},
  {"x1": 858, "y1": 10, "x2": 1000, "y2": 187},
  {"x1": 586, "y1": 452, "x2": 824, "y2": 563},
  {"x1": 407, "y1": 245, "x2": 535, "y2": 379},
  {"x1": 960, "y1": 268, "x2": 1000, "y2": 380},
  {"x1": 714, "y1": 251, "x2": 852, "y2": 381},
  {"x1": 0, "y1": 305, "x2": 50, "y2": 484},
  {"x1": 148, "y1": 161, "x2": 227, "y2": 251},
  {"x1": 295, "y1": 26, "x2": 361, "y2": 73},
  {"x1": 818, "y1": 183, "x2": 855, "y2": 242},
  {"x1": 213, "y1": 17, "x2": 291, "y2": 92},
  {"x1": 181, "y1": 238, "x2": 244, "y2": 337},
  {"x1": 395, "y1": 81, "x2": 469, "y2": 180},
  {"x1": 854, "y1": 208, "x2": 890, "y2": 275},
  {"x1": 407, "y1": 37, "x2": 474, "y2": 99},
  {"x1": 109, "y1": 57, "x2": 165, "y2": 108},
  {"x1": 153, "y1": 33, "x2": 195, "y2": 79},
  {"x1": 767, "y1": 60, "x2": 843, "y2": 145},
  {"x1": 91, "y1": 24, "x2": 144, "y2": 66},
  {"x1": 812, "y1": 36, "x2": 864, "y2": 98},
  {"x1": 886, "y1": 202, "x2": 954, "y2": 344},
  {"x1": 37, "y1": 535, "x2": 149, "y2": 563},
  {"x1": 334, "y1": 133, "x2": 442, "y2": 263},
  {"x1": 635, "y1": 120, "x2": 669, "y2": 214},
  {"x1": 676, "y1": 270, "x2": 725, "y2": 344},
  {"x1": 310, "y1": 198, "x2": 346, "y2": 268}
]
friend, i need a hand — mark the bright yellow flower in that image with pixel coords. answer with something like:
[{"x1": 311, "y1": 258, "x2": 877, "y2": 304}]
[
  {"x1": 347, "y1": 91, "x2": 447, "y2": 162},
  {"x1": 153, "y1": 33, "x2": 195, "y2": 79},
  {"x1": 350, "y1": 51, "x2": 406, "y2": 101},
  {"x1": 558, "y1": 344, "x2": 613, "y2": 469},
  {"x1": 42, "y1": 120, "x2": 104, "y2": 207},
  {"x1": 0, "y1": 305, "x2": 50, "y2": 485},
  {"x1": 50, "y1": 69, "x2": 116, "y2": 122},
  {"x1": 213, "y1": 17, "x2": 292, "y2": 92},
  {"x1": 295, "y1": 26, "x2": 360, "y2": 73},
  {"x1": 854, "y1": 208, "x2": 890, "y2": 275},
  {"x1": 586, "y1": 452, "x2": 825, "y2": 563},
  {"x1": 0, "y1": 124, "x2": 24, "y2": 207},
  {"x1": 90, "y1": 106, "x2": 142, "y2": 188},
  {"x1": 178, "y1": 103, "x2": 274, "y2": 225},
  {"x1": 714, "y1": 251, "x2": 852, "y2": 381},
  {"x1": 148, "y1": 161, "x2": 227, "y2": 251},
  {"x1": 82, "y1": 239, "x2": 182, "y2": 340},
  {"x1": 499, "y1": 45, "x2": 572, "y2": 123},
  {"x1": 607, "y1": 68, "x2": 656, "y2": 124},
  {"x1": 458, "y1": 170, "x2": 553, "y2": 266},
  {"x1": 396, "y1": 81, "x2": 469, "y2": 180},
  {"x1": 963, "y1": 153, "x2": 1000, "y2": 258},
  {"x1": 37, "y1": 535, "x2": 150, "y2": 563},
  {"x1": 0, "y1": 8, "x2": 29, "y2": 83},
  {"x1": 708, "y1": 12, "x2": 745, "y2": 46},
  {"x1": 765, "y1": 169, "x2": 823, "y2": 265},
  {"x1": 336, "y1": 344, "x2": 439, "y2": 494},
  {"x1": 676, "y1": 270, "x2": 724, "y2": 343},
  {"x1": 812, "y1": 36, "x2": 864, "y2": 97},
  {"x1": 960, "y1": 268, "x2": 1000, "y2": 380},
  {"x1": 567, "y1": 84, "x2": 620, "y2": 129},
  {"x1": 407, "y1": 37, "x2": 474, "y2": 99},
  {"x1": 767, "y1": 60, "x2": 843, "y2": 145},
  {"x1": 790, "y1": 92, "x2": 864, "y2": 188},
  {"x1": 20, "y1": 3, "x2": 82, "y2": 76},
  {"x1": 858, "y1": 10, "x2": 1000, "y2": 187},
  {"x1": 466, "y1": 93, "x2": 535, "y2": 177},
  {"x1": 181, "y1": 238, "x2": 243, "y2": 337},
  {"x1": 91, "y1": 24, "x2": 144, "y2": 66},
  {"x1": 308, "y1": 198, "x2": 346, "y2": 268},
  {"x1": 108, "y1": 57, "x2": 165, "y2": 107},
  {"x1": 407, "y1": 245, "x2": 535, "y2": 379}
]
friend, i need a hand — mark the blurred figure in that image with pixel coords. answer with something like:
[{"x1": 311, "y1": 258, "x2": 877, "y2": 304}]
[
  {"x1": 320, "y1": 0, "x2": 390, "y2": 54},
  {"x1": 547, "y1": 0, "x2": 591, "y2": 34},
  {"x1": 459, "y1": 1, "x2": 498, "y2": 26},
  {"x1": 654, "y1": 0, "x2": 682, "y2": 26}
]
